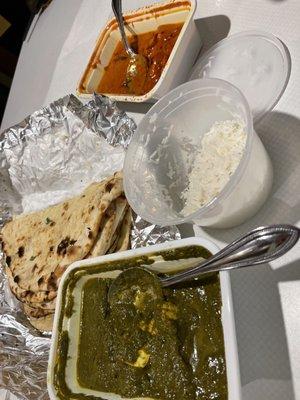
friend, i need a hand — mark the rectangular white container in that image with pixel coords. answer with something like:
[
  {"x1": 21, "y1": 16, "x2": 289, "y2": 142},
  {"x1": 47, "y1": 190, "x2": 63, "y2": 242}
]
[
  {"x1": 48, "y1": 236, "x2": 241, "y2": 400},
  {"x1": 77, "y1": 0, "x2": 201, "y2": 103}
]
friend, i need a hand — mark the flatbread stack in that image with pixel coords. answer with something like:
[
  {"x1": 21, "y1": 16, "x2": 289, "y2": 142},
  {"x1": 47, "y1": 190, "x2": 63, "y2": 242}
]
[{"x1": 0, "y1": 171, "x2": 132, "y2": 331}]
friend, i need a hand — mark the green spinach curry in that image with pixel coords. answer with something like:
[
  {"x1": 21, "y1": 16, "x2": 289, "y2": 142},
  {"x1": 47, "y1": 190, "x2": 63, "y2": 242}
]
[{"x1": 54, "y1": 246, "x2": 227, "y2": 400}]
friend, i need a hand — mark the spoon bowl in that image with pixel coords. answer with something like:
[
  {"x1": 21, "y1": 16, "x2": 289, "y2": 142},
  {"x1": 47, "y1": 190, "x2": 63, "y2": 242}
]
[
  {"x1": 108, "y1": 224, "x2": 299, "y2": 302},
  {"x1": 125, "y1": 54, "x2": 148, "y2": 94},
  {"x1": 108, "y1": 267, "x2": 162, "y2": 308}
]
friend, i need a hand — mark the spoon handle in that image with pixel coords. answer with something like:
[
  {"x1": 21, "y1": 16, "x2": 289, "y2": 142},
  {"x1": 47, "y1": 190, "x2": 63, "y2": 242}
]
[
  {"x1": 111, "y1": 0, "x2": 135, "y2": 57},
  {"x1": 161, "y1": 224, "x2": 299, "y2": 287}
]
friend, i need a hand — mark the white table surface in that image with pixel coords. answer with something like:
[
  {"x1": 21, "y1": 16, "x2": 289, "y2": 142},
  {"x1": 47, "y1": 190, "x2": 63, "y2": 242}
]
[{"x1": 1, "y1": 0, "x2": 300, "y2": 399}]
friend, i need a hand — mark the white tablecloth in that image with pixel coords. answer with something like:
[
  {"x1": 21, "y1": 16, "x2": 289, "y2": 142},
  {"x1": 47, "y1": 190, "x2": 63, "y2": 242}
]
[{"x1": 1, "y1": 0, "x2": 300, "y2": 399}]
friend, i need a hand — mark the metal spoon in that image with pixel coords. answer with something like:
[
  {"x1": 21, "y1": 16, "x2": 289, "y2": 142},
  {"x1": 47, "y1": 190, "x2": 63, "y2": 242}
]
[
  {"x1": 111, "y1": 0, "x2": 148, "y2": 95},
  {"x1": 108, "y1": 224, "x2": 299, "y2": 304}
]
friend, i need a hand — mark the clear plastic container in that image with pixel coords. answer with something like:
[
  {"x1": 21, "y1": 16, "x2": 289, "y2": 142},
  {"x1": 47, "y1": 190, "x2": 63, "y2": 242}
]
[
  {"x1": 189, "y1": 31, "x2": 291, "y2": 123},
  {"x1": 124, "y1": 78, "x2": 273, "y2": 228}
]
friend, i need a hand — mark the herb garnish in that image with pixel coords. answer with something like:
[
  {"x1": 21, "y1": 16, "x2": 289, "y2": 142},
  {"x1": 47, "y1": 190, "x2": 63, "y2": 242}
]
[{"x1": 45, "y1": 217, "x2": 55, "y2": 226}]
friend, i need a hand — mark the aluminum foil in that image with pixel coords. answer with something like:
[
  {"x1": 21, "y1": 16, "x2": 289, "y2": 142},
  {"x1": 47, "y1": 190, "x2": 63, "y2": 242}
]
[{"x1": 0, "y1": 94, "x2": 180, "y2": 400}]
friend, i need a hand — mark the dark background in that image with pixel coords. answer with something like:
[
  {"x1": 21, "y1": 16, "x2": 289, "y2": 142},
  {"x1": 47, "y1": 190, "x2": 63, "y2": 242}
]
[{"x1": 0, "y1": 0, "x2": 45, "y2": 124}]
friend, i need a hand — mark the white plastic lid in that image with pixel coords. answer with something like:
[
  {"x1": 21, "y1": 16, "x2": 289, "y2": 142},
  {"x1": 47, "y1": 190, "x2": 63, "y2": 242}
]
[{"x1": 190, "y1": 30, "x2": 291, "y2": 122}]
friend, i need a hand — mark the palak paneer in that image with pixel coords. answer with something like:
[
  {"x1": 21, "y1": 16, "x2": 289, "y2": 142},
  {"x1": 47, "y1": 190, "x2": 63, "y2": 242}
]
[{"x1": 53, "y1": 246, "x2": 227, "y2": 400}]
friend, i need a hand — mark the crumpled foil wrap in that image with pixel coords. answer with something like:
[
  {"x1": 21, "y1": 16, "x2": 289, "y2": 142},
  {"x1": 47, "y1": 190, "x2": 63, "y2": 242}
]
[{"x1": 0, "y1": 94, "x2": 180, "y2": 400}]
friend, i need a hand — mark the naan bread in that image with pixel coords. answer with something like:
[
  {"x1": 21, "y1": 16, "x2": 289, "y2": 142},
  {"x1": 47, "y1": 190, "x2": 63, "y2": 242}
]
[
  {"x1": 115, "y1": 207, "x2": 132, "y2": 252},
  {"x1": 29, "y1": 314, "x2": 54, "y2": 332},
  {"x1": 89, "y1": 196, "x2": 128, "y2": 257},
  {"x1": 0, "y1": 171, "x2": 132, "y2": 331},
  {"x1": 107, "y1": 207, "x2": 132, "y2": 254},
  {"x1": 1, "y1": 172, "x2": 123, "y2": 296},
  {"x1": 23, "y1": 303, "x2": 55, "y2": 318},
  {"x1": 21, "y1": 292, "x2": 56, "y2": 310},
  {"x1": 5, "y1": 265, "x2": 57, "y2": 304}
]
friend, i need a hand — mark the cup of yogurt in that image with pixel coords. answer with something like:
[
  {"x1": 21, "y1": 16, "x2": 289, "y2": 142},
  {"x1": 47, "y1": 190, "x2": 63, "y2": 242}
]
[{"x1": 123, "y1": 78, "x2": 273, "y2": 228}]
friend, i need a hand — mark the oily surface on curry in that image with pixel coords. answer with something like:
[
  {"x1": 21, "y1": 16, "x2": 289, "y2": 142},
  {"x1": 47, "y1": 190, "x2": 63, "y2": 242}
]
[
  {"x1": 53, "y1": 246, "x2": 227, "y2": 400},
  {"x1": 98, "y1": 23, "x2": 183, "y2": 96}
]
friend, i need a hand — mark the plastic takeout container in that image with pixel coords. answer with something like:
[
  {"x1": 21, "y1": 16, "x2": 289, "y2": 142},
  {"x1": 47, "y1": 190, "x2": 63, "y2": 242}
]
[
  {"x1": 77, "y1": 0, "x2": 201, "y2": 102},
  {"x1": 190, "y1": 30, "x2": 291, "y2": 123},
  {"x1": 124, "y1": 78, "x2": 273, "y2": 228},
  {"x1": 124, "y1": 30, "x2": 291, "y2": 228},
  {"x1": 47, "y1": 237, "x2": 241, "y2": 400}
]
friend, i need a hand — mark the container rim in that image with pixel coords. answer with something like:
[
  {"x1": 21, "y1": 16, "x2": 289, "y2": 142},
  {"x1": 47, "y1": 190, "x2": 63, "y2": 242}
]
[{"x1": 124, "y1": 77, "x2": 254, "y2": 227}]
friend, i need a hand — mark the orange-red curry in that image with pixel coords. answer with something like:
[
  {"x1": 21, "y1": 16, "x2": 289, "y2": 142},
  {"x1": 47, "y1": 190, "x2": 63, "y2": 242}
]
[{"x1": 98, "y1": 23, "x2": 183, "y2": 96}]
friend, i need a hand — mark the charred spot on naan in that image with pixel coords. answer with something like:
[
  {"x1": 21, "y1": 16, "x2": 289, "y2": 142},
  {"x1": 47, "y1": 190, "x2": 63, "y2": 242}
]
[
  {"x1": 87, "y1": 227, "x2": 93, "y2": 239},
  {"x1": 17, "y1": 246, "x2": 25, "y2": 257},
  {"x1": 48, "y1": 272, "x2": 57, "y2": 288},
  {"x1": 32, "y1": 264, "x2": 38, "y2": 272},
  {"x1": 105, "y1": 182, "x2": 114, "y2": 192},
  {"x1": 88, "y1": 205, "x2": 95, "y2": 213},
  {"x1": 57, "y1": 237, "x2": 77, "y2": 256},
  {"x1": 43, "y1": 272, "x2": 57, "y2": 291},
  {"x1": 5, "y1": 255, "x2": 11, "y2": 267}
]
